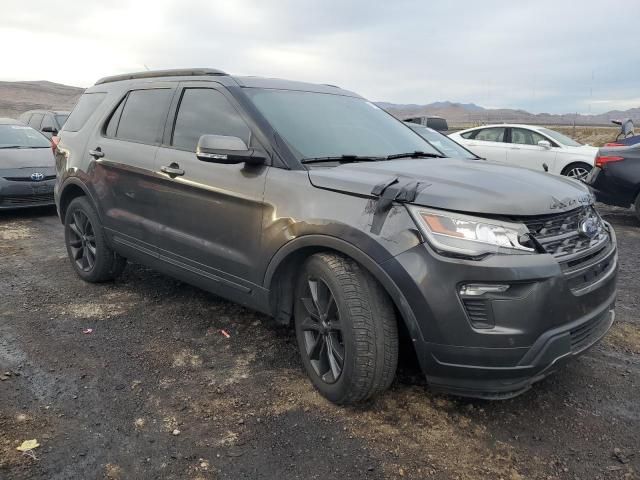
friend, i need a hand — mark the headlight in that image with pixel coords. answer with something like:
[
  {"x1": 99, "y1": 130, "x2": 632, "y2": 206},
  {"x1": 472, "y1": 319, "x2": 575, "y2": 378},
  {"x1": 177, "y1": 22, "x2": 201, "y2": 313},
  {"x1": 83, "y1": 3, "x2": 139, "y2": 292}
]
[{"x1": 407, "y1": 206, "x2": 534, "y2": 258}]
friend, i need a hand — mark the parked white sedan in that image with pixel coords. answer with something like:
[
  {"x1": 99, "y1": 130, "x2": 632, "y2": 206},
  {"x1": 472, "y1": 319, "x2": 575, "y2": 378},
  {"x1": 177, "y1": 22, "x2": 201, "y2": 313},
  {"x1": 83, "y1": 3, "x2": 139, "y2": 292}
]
[{"x1": 449, "y1": 124, "x2": 597, "y2": 180}]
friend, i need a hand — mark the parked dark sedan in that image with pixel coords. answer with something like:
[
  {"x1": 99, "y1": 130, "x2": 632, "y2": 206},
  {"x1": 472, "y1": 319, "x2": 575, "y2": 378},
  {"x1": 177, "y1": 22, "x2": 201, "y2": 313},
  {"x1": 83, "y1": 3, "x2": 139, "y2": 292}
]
[
  {"x1": 586, "y1": 143, "x2": 640, "y2": 221},
  {"x1": 0, "y1": 118, "x2": 56, "y2": 209}
]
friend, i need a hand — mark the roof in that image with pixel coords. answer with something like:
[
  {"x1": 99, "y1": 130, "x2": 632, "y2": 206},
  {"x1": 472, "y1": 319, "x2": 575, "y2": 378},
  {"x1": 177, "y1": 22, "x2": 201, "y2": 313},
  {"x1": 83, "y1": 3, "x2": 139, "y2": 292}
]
[
  {"x1": 0, "y1": 117, "x2": 20, "y2": 125},
  {"x1": 90, "y1": 68, "x2": 359, "y2": 97},
  {"x1": 20, "y1": 110, "x2": 70, "y2": 115},
  {"x1": 95, "y1": 68, "x2": 228, "y2": 85},
  {"x1": 459, "y1": 123, "x2": 549, "y2": 130}
]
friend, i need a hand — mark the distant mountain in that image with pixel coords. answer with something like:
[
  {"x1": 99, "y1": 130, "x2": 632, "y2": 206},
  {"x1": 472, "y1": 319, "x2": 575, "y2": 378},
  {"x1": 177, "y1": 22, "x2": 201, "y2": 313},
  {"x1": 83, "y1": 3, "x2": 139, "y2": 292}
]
[
  {"x1": 0, "y1": 81, "x2": 84, "y2": 119},
  {"x1": 1, "y1": 80, "x2": 638, "y2": 128},
  {"x1": 376, "y1": 100, "x2": 640, "y2": 126}
]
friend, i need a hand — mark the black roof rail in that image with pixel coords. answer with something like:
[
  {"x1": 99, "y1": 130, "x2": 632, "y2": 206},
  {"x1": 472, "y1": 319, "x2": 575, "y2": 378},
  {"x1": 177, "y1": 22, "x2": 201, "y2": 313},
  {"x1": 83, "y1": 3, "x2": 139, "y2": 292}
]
[{"x1": 95, "y1": 68, "x2": 228, "y2": 85}]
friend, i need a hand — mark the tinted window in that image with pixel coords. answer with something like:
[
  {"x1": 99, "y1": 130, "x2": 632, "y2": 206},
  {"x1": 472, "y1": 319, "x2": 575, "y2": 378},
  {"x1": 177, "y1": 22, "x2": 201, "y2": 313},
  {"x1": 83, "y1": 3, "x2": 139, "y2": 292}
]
[
  {"x1": 0, "y1": 125, "x2": 51, "y2": 148},
  {"x1": 473, "y1": 127, "x2": 506, "y2": 142},
  {"x1": 105, "y1": 99, "x2": 126, "y2": 138},
  {"x1": 115, "y1": 89, "x2": 172, "y2": 144},
  {"x1": 172, "y1": 89, "x2": 251, "y2": 151},
  {"x1": 426, "y1": 117, "x2": 448, "y2": 131},
  {"x1": 510, "y1": 128, "x2": 546, "y2": 146},
  {"x1": 65, "y1": 93, "x2": 107, "y2": 132},
  {"x1": 28, "y1": 113, "x2": 44, "y2": 129},
  {"x1": 55, "y1": 114, "x2": 69, "y2": 128},
  {"x1": 41, "y1": 115, "x2": 56, "y2": 131},
  {"x1": 246, "y1": 89, "x2": 439, "y2": 159}
]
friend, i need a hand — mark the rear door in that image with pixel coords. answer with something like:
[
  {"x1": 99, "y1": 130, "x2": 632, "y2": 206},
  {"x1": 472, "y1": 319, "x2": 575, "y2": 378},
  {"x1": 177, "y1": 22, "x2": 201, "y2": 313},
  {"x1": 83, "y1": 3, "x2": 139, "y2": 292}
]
[
  {"x1": 153, "y1": 83, "x2": 269, "y2": 288},
  {"x1": 505, "y1": 127, "x2": 557, "y2": 173},
  {"x1": 89, "y1": 85, "x2": 175, "y2": 254},
  {"x1": 462, "y1": 127, "x2": 507, "y2": 162}
]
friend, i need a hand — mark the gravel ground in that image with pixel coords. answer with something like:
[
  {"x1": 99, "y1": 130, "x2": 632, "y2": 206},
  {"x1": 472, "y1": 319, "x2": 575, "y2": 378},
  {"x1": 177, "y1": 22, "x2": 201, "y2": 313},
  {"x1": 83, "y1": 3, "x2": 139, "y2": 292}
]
[{"x1": 0, "y1": 204, "x2": 638, "y2": 480}]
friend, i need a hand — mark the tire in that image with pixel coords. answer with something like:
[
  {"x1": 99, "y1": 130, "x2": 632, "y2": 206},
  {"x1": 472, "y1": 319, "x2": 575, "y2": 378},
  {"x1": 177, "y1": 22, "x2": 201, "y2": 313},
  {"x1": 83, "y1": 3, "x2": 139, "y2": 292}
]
[
  {"x1": 64, "y1": 196, "x2": 126, "y2": 283},
  {"x1": 635, "y1": 193, "x2": 640, "y2": 223},
  {"x1": 561, "y1": 162, "x2": 592, "y2": 181},
  {"x1": 294, "y1": 252, "x2": 398, "y2": 404}
]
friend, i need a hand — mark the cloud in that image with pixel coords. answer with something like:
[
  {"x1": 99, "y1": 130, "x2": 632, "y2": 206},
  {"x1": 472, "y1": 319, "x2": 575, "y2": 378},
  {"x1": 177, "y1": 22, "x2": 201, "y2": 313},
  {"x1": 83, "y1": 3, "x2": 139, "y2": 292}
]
[{"x1": 1, "y1": 0, "x2": 638, "y2": 114}]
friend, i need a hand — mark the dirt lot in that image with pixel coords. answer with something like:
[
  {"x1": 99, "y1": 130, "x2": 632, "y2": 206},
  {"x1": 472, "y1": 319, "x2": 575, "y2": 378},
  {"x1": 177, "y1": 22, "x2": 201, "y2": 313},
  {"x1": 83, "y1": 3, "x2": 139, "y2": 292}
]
[{"x1": 0, "y1": 205, "x2": 638, "y2": 480}]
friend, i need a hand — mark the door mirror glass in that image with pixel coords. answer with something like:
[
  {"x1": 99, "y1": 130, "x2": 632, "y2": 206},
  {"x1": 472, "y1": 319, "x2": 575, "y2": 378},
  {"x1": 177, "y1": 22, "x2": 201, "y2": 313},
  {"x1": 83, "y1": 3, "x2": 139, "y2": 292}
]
[
  {"x1": 537, "y1": 140, "x2": 552, "y2": 149},
  {"x1": 196, "y1": 134, "x2": 266, "y2": 165}
]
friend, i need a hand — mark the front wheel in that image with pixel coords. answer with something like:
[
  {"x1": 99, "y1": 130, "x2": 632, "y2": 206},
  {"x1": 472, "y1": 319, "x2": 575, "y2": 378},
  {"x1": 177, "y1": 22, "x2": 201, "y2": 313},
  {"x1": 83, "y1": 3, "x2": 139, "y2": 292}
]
[
  {"x1": 294, "y1": 253, "x2": 398, "y2": 405},
  {"x1": 562, "y1": 162, "x2": 592, "y2": 181}
]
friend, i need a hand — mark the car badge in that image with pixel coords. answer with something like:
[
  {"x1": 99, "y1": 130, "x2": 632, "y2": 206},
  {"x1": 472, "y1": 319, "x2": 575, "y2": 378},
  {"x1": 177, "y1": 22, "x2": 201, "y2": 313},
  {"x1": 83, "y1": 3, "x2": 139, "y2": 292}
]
[
  {"x1": 30, "y1": 172, "x2": 45, "y2": 182},
  {"x1": 578, "y1": 216, "x2": 599, "y2": 239}
]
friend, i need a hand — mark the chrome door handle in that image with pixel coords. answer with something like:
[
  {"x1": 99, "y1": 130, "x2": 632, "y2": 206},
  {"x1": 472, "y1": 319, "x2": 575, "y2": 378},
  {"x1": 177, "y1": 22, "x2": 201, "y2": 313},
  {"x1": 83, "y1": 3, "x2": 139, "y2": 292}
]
[
  {"x1": 89, "y1": 148, "x2": 104, "y2": 159},
  {"x1": 161, "y1": 164, "x2": 185, "y2": 177}
]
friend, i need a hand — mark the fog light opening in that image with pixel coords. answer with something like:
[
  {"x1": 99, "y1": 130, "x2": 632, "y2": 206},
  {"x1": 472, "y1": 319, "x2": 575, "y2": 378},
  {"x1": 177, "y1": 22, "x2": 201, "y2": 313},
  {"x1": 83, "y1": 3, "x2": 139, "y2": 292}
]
[{"x1": 459, "y1": 284, "x2": 510, "y2": 297}]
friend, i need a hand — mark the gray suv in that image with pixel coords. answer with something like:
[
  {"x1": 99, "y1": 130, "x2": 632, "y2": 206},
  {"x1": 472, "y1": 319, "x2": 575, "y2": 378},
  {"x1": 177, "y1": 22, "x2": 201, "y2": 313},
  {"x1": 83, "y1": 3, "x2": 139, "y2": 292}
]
[{"x1": 54, "y1": 69, "x2": 618, "y2": 404}]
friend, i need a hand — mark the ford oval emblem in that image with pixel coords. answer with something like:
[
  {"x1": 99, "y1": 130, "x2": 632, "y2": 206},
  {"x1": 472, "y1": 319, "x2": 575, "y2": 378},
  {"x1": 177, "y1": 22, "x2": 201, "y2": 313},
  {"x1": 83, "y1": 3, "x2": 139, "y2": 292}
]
[
  {"x1": 30, "y1": 172, "x2": 45, "y2": 182},
  {"x1": 579, "y1": 217, "x2": 599, "y2": 239}
]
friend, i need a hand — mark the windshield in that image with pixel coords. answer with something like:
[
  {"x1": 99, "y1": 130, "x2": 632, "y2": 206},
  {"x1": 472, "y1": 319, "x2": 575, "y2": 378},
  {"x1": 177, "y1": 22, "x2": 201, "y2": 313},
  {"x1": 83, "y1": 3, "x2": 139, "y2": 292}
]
[
  {"x1": 407, "y1": 124, "x2": 477, "y2": 159},
  {"x1": 539, "y1": 127, "x2": 582, "y2": 147},
  {"x1": 55, "y1": 114, "x2": 69, "y2": 128},
  {"x1": 0, "y1": 125, "x2": 51, "y2": 148},
  {"x1": 245, "y1": 89, "x2": 440, "y2": 160}
]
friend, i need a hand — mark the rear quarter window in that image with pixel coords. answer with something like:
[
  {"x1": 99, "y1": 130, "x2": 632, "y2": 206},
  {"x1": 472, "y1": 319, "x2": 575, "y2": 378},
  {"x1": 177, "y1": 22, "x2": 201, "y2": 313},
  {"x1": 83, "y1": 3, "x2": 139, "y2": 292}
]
[{"x1": 64, "y1": 93, "x2": 107, "y2": 132}]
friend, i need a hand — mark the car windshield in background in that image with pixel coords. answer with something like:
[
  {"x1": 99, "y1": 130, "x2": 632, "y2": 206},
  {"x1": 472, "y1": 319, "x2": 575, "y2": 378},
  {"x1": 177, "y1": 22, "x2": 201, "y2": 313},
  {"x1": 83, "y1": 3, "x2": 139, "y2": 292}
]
[
  {"x1": 539, "y1": 128, "x2": 582, "y2": 147},
  {"x1": 408, "y1": 124, "x2": 477, "y2": 159},
  {"x1": 55, "y1": 114, "x2": 69, "y2": 127},
  {"x1": 246, "y1": 89, "x2": 439, "y2": 160},
  {"x1": 0, "y1": 125, "x2": 50, "y2": 149}
]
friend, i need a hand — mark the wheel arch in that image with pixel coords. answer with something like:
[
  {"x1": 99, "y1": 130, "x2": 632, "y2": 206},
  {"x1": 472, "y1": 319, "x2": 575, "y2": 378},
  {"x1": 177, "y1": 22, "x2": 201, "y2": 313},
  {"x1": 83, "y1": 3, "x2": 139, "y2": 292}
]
[
  {"x1": 58, "y1": 178, "x2": 98, "y2": 224},
  {"x1": 264, "y1": 235, "x2": 422, "y2": 343},
  {"x1": 561, "y1": 160, "x2": 593, "y2": 176}
]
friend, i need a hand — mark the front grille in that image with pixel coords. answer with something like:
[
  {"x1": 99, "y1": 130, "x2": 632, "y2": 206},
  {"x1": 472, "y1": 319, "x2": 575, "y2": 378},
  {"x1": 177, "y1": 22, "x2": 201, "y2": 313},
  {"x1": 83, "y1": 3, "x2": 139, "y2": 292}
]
[
  {"x1": 523, "y1": 206, "x2": 609, "y2": 266},
  {"x1": 3, "y1": 175, "x2": 56, "y2": 182},
  {"x1": 1, "y1": 193, "x2": 54, "y2": 206},
  {"x1": 462, "y1": 298, "x2": 493, "y2": 329},
  {"x1": 570, "y1": 310, "x2": 611, "y2": 353}
]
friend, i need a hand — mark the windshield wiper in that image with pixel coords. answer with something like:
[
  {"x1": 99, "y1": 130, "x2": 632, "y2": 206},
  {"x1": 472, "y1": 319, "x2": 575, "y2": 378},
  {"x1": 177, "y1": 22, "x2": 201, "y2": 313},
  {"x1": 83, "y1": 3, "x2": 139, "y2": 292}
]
[
  {"x1": 0, "y1": 145, "x2": 23, "y2": 149},
  {"x1": 385, "y1": 151, "x2": 445, "y2": 160},
  {"x1": 301, "y1": 155, "x2": 386, "y2": 164}
]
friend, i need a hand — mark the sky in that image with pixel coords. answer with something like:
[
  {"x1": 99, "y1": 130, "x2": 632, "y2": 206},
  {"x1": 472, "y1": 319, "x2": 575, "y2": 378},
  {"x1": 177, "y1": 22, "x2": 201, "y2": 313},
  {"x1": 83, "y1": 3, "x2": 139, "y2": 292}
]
[{"x1": 1, "y1": 0, "x2": 639, "y2": 114}]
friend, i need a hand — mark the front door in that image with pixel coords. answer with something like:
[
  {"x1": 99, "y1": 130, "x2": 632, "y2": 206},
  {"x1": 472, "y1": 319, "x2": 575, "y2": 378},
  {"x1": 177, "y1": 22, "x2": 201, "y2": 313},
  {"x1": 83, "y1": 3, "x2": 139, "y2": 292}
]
[
  {"x1": 153, "y1": 85, "x2": 269, "y2": 290},
  {"x1": 505, "y1": 127, "x2": 557, "y2": 174},
  {"x1": 464, "y1": 126, "x2": 508, "y2": 163}
]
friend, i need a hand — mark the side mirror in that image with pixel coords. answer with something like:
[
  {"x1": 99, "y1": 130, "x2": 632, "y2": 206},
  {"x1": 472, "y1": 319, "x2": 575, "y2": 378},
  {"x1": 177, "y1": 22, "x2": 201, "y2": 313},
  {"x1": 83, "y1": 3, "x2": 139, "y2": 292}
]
[
  {"x1": 196, "y1": 134, "x2": 266, "y2": 166},
  {"x1": 537, "y1": 140, "x2": 551, "y2": 149},
  {"x1": 42, "y1": 126, "x2": 58, "y2": 134}
]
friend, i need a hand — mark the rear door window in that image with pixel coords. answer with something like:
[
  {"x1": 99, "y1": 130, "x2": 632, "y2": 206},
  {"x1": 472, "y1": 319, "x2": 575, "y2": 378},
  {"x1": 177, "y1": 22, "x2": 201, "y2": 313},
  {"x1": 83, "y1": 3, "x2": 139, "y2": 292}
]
[
  {"x1": 64, "y1": 93, "x2": 107, "y2": 132},
  {"x1": 471, "y1": 127, "x2": 506, "y2": 142},
  {"x1": 115, "y1": 89, "x2": 173, "y2": 144},
  {"x1": 28, "y1": 113, "x2": 44, "y2": 130},
  {"x1": 171, "y1": 88, "x2": 251, "y2": 151}
]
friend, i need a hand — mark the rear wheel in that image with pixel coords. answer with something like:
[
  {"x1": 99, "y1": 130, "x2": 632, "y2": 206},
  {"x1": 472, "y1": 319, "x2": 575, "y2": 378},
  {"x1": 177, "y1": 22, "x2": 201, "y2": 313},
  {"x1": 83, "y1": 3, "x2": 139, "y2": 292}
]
[
  {"x1": 294, "y1": 253, "x2": 398, "y2": 405},
  {"x1": 64, "y1": 196, "x2": 126, "y2": 282},
  {"x1": 561, "y1": 162, "x2": 592, "y2": 181}
]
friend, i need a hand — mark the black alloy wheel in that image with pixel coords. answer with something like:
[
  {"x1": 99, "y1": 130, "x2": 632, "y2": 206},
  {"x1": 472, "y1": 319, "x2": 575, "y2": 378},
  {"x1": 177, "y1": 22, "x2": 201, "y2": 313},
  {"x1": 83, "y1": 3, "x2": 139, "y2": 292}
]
[
  {"x1": 299, "y1": 276, "x2": 345, "y2": 384},
  {"x1": 68, "y1": 210, "x2": 97, "y2": 272}
]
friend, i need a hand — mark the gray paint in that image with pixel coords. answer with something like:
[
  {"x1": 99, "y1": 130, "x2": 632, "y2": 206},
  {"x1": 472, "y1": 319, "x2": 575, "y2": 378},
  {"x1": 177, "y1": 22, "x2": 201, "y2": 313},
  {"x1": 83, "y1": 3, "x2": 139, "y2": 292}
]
[{"x1": 54, "y1": 71, "x2": 618, "y2": 399}]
